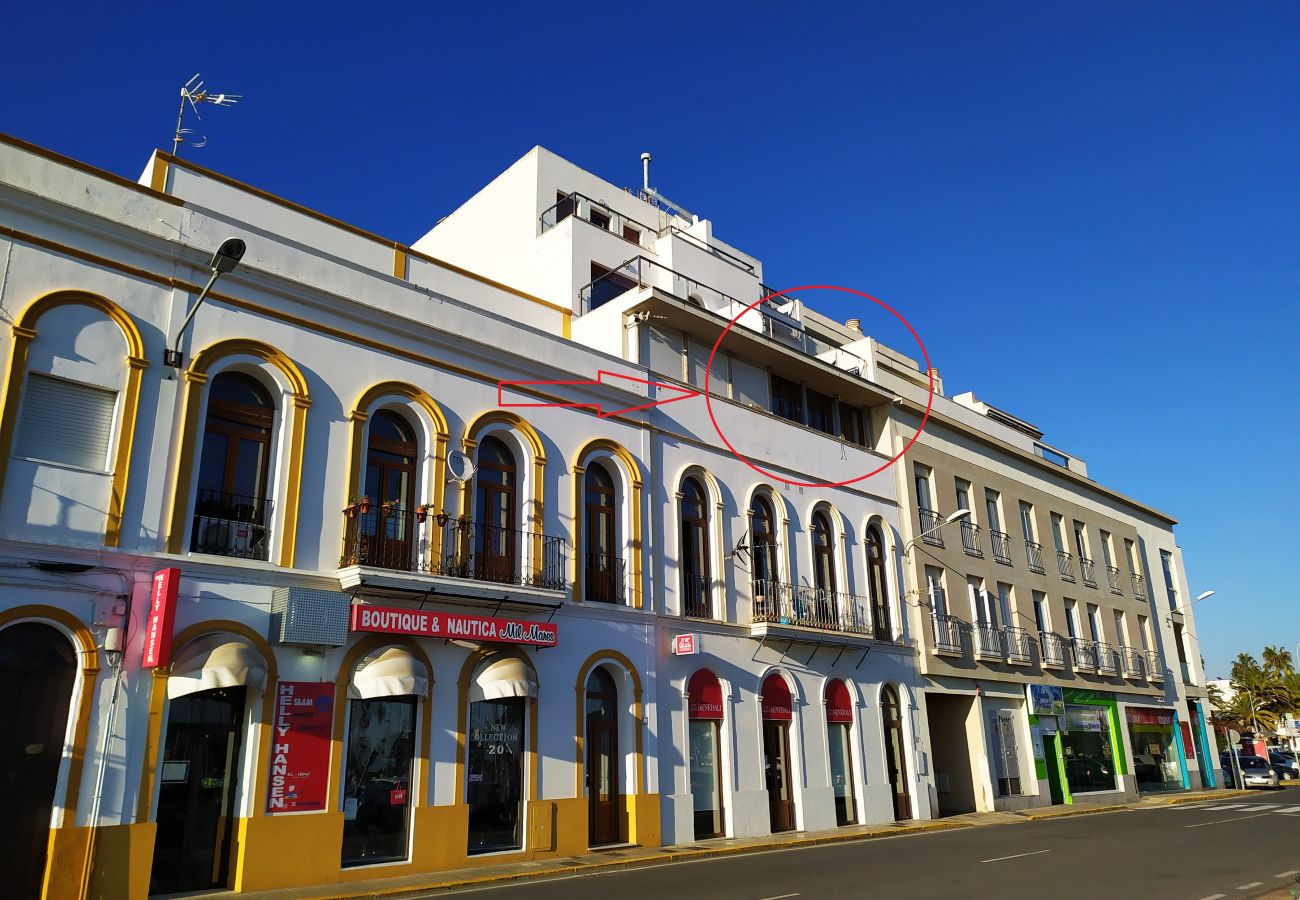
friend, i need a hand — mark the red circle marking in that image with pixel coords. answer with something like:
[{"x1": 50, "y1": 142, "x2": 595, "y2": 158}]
[{"x1": 703, "y1": 285, "x2": 934, "y2": 489}]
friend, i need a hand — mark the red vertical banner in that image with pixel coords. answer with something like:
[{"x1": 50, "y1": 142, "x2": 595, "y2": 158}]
[
  {"x1": 1180, "y1": 720, "x2": 1195, "y2": 758},
  {"x1": 142, "y1": 568, "x2": 180, "y2": 668},
  {"x1": 266, "y1": 681, "x2": 335, "y2": 813}
]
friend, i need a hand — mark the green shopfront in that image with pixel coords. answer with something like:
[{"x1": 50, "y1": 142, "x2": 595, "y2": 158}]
[{"x1": 1027, "y1": 687, "x2": 1130, "y2": 804}]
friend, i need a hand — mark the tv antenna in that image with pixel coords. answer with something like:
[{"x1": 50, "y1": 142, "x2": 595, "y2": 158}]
[
  {"x1": 727, "y1": 529, "x2": 751, "y2": 569},
  {"x1": 172, "y1": 73, "x2": 242, "y2": 156}
]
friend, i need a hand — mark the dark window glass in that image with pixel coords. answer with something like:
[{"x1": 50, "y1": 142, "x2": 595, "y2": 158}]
[
  {"x1": 770, "y1": 374, "x2": 802, "y2": 423},
  {"x1": 585, "y1": 462, "x2": 618, "y2": 602},
  {"x1": 588, "y1": 262, "x2": 636, "y2": 311},
  {"x1": 807, "y1": 389, "x2": 835, "y2": 435},
  {"x1": 192, "y1": 372, "x2": 274, "y2": 557},
  {"x1": 866, "y1": 526, "x2": 891, "y2": 639},
  {"x1": 589, "y1": 207, "x2": 611, "y2": 229},
  {"x1": 839, "y1": 405, "x2": 865, "y2": 446},
  {"x1": 680, "y1": 478, "x2": 710, "y2": 617},
  {"x1": 749, "y1": 495, "x2": 779, "y2": 588},
  {"x1": 554, "y1": 191, "x2": 575, "y2": 223},
  {"x1": 812, "y1": 512, "x2": 836, "y2": 593},
  {"x1": 466, "y1": 697, "x2": 525, "y2": 854},
  {"x1": 474, "y1": 436, "x2": 517, "y2": 583},
  {"x1": 341, "y1": 696, "x2": 415, "y2": 866}
]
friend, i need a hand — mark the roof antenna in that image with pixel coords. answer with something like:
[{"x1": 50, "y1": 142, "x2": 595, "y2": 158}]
[{"x1": 172, "y1": 73, "x2": 242, "y2": 156}]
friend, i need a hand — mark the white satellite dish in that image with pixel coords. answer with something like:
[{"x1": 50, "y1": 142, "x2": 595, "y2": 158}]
[{"x1": 447, "y1": 450, "x2": 476, "y2": 483}]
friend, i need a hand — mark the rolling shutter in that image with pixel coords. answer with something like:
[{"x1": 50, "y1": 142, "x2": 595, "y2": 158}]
[
  {"x1": 731, "y1": 358, "x2": 768, "y2": 409},
  {"x1": 15, "y1": 373, "x2": 116, "y2": 470},
  {"x1": 646, "y1": 327, "x2": 685, "y2": 380}
]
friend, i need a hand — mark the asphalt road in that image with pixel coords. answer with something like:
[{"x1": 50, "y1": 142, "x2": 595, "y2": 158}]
[{"x1": 425, "y1": 793, "x2": 1300, "y2": 900}]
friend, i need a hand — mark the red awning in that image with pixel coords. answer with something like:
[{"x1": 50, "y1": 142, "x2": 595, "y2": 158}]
[
  {"x1": 825, "y1": 679, "x2": 853, "y2": 723},
  {"x1": 688, "y1": 669, "x2": 724, "y2": 719},
  {"x1": 761, "y1": 674, "x2": 793, "y2": 722}
]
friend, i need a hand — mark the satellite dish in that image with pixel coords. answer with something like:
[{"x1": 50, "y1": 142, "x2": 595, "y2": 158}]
[{"x1": 447, "y1": 450, "x2": 476, "y2": 483}]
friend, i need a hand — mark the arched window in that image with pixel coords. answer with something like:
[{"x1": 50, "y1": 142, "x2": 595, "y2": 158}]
[
  {"x1": 192, "y1": 372, "x2": 274, "y2": 559},
  {"x1": 473, "y1": 436, "x2": 517, "y2": 584},
  {"x1": 585, "y1": 462, "x2": 619, "y2": 602},
  {"x1": 866, "y1": 525, "x2": 892, "y2": 641},
  {"x1": 467, "y1": 654, "x2": 534, "y2": 854},
  {"x1": 680, "y1": 477, "x2": 711, "y2": 618},
  {"x1": 585, "y1": 667, "x2": 620, "y2": 845},
  {"x1": 749, "y1": 495, "x2": 780, "y2": 619},
  {"x1": 811, "y1": 511, "x2": 836, "y2": 626},
  {"x1": 359, "y1": 410, "x2": 418, "y2": 569},
  {"x1": 881, "y1": 685, "x2": 912, "y2": 821}
]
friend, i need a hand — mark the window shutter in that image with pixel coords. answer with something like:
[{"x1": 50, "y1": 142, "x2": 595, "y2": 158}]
[
  {"x1": 686, "y1": 340, "x2": 711, "y2": 390},
  {"x1": 15, "y1": 373, "x2": 117, "y2": 470},
  {"x1": 731, "y1": 358, "x2": 768, "y2": 409},
  {"x1": 646, "y1": 327, "x2": 684, "y2": 381}
]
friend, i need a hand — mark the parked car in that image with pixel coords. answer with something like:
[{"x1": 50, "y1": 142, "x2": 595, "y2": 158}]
[
  {"x1": 1268, "y1": 750, "x2": 1299, "y2": 782},
  {"x1": 1221, "y1": 752, "x2": 1280, "y2": 789}
]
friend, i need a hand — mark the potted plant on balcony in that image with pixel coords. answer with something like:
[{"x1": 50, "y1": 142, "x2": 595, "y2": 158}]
[
  {"x1": 345, "y1": 496, "x2": 361, "y2": 518},
  {"x1": 414, "y1": 504, "x2": 431, "y2": 523},
  {"x1": 380, "y1": 498, "x2": 399, "y2": 517},
  {"x1": 356, "y1": 495, "x2": 372, "y2": 515}
]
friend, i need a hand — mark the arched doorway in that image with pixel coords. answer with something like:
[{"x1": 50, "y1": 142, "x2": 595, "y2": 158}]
[
  {"x1": 362, "y1": 409, "x2": 418, "y2": 569},
  {"x1": 825, "y1": 679, "x2": 857, "y2": 826},
  {"x1": 881, "y1": 685, "x2": 912, "y2": 821},
  {"x1": 687, "y1": 669, "x2": 725, "y2": 839},
  {"x1": 466, "y1": 654, "x2": 534, "y2": 854},
  {"x1": 760, "y1": 674, "x2": 796, "y2": 833},
  {"x1": 0, "y1": 622, "x2": 77, "y2": 899},
  {"x1": 585, "y1": 667, "x2": 620, "y2": 845}
]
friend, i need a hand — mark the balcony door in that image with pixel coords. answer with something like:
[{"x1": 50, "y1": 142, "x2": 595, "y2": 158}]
[
  {"x1": 811, "y1": 512, "x2": 836, "y2": 626},
  {"x1": 474, "y1": 436, "x2": 518, "y2": 584},
  {"x1": 761, "y1": 675, "x2": 796, "y2": 833},
  {"x1": 680, "y1": 478, "x2": 711, "y2": 617},
  {"x1": 585, "y1": 668, "x2": 620, "y2": 846},
  {"x1": 584, "y1": 463, "x2": 618, "y2": 602},
  {"x1": 881, "y1": 686, "x2": 912, "y2": 821},
  {"x1": 749, "y1": 495, "x2": 779, "y2": 616},
  {"x1": 363, "y1": 410, "x2": 417, "y2": 569},
  {"x1": 865, "y1": 526, "x2": 891, "y2": 640},
  {"x1": 193, "y1": 372, "x2": 273, "y2": 559}
]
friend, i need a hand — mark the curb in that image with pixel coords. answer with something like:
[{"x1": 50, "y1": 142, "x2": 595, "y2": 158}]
[
  {"x1": 1160, "y1": 790, "x2": 1252, "y2": 806},
  {"x1": 1019, "y1": 803, "x2": 1130, "y2": 821}
]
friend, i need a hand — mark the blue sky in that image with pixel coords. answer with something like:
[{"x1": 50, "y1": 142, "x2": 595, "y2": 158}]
[{"x1": 2, "y1": 2, "x2": 1296, "y2": 676}]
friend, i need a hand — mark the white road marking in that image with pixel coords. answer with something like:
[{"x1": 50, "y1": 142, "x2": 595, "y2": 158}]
[
  {"x1": 1276, "y1": 870, "x2": 1300, "y2": 878},
  {"x1": 1194, "y1": 803, "x2": 1251, "y2": 811},
  {"x1": 1196, "y1": 894, "x2": 1225, "y2": 900},
  {"x1": 1184, "y1": 813, "x2": 1271, "y2": 828},
  {"x1": 1274, "y1": 806, "x2": 1300, "y2": 814},
  {"x1": 757, "y1": 894, "x2": 801, "y2": 900},
  {"x1": 980, "y1": 849, "x2": 1053, "y2": 863},
  {"x1": 1235, "y1": 805, "x2": 1280, "y2": 811},
  {"x1": 1236, "y1": 883, "x2": 1263, "y2": 890}
]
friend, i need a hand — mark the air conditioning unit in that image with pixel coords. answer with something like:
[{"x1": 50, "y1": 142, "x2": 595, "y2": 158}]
[{"x1": 270, "y1": 587, "x2": 350, "y2": 647}]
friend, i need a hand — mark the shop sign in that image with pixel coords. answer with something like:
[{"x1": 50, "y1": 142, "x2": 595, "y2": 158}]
[
  {"x1": 1125, "y1": 706, "x2": 1174, "y2": 727},
  {"x1": 672, "y1": 633, "x2": 698, "y2": 656},
  {"x1": 266, "y1": 681, "x2": 334, "y2": 813},
  {"x1": 1026, "y1": 684, "x2": 1065, "y2": 717},
  {"x1": 761, "y1": 675, "x2": 793, "y2": 722},
  {"x1": 350, "y1": 604, "x2": 558, "y2": 647},
  {"x1": 688, "y1": 669, "x2": 724, "y2": 719},
  {"x1": 825, "y1": 679, "x2": 853, "y2": 723},
  {"x1": 142, "y1": 568, "x2": 181, "y2": 668},
  {"x1": 1180, "y1": 721, "x2": 1196, "y2": 758},
  {"x1": 1065, "y1": 705, "x2": 1105, "y2": 733},
  {"x1": 389, "y1": 787, "x2": 408, "y2": 806}
]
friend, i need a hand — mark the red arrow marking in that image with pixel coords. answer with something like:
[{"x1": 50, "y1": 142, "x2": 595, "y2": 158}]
[{"x1": 498, "y1": 370, "x2": 701, "y2": 419}]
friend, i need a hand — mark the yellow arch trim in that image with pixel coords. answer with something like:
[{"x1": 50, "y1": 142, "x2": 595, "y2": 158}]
[
  {"x1": 346, "y1": 383, "x2": 451, "y2": 559},
  {"x1": 572, "y1": 650, "x2": 644, "y2": 797},
  {"x1": 330, "y1": 635, "x2": 435, "y2": 811},
  {"x1": 571, "y1": 439, "x2": 644, "y2": 608},
  {"x1": 137, "y1": 620, "x2": 280, "y2": 824},
  {"x1": 454, "y1": 648, "x2": 539, "y2": 806},
  {"x1": 165, "y1": 339, "x2": 312, "y2": 567},
  {"x1": 0, "y1": 291, "x2": 147, "y2": 547},
  {"x1": 461, "y1": 410, "x2": 548, "y2": 574}
]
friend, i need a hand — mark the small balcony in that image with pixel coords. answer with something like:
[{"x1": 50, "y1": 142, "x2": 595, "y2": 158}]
[
  {"x1": 960, "y1": 519, "x2": 984, "y2": 558},
  {"x1": 1072, "y1": 637, "x2": 1099, "y2": 670},
  {"x1": 1039, "y1": 631, "x2": 1069, "y2": 667},
  {"x1": 1106, "y1": 565, "x2": 1123, "y2": 595},
  {"x1": 931, "y1": 613, "x2": 962, "y2": 653},
  {"x1": 919, "y1": 508, "x2": 946, "y2": 547},
  {"x1": 1057, "y1": 550, "x2": 1076, "y2": 582},
  {"x1": 540, "y1": 192, "x2": 656, "y2": 251},
  {"x1": 1079, "y1": 556, "x2": 1097, "y2": 587},
  {"x1": 990, "y1": 529, "x2": 1013, "y2": 565},
  {"x1": 751, "y1": 580, "x2": 872, "y2": 636},
  {"x1": 1147, "y1": 650, "x2": 1165, "y2": 680},
  {"x1": 974, "y1": 621, "x2": 1003, "y2": 658},
  {"x1": 681, "y1": 572, "x2": 713, "y2": 619},
  {"x1": 584, "y1": 552, "x2": 626, "y2": 603},
  {"x1": 1096, "y1": 642, "x2": 1119, "y2": 674},
  {"x1": 191, "y1": 489, "x2": 272, "y2": 561},
  {"x1": 1025, "y1": 540, "x2": 1046, "y2": 574},
  {"x1": 1131, "y1": 572, "x2": 1148, "y2": 600},
  {"x1": 1121, "y1": 647, "x2": 1148, "y2": 679},
  {"x1": 1003, "y1": 626, "x2": 1035, "y2": 664},
  {"x1": 339, "y1": 508, "x2": 568, "y2": 592}
]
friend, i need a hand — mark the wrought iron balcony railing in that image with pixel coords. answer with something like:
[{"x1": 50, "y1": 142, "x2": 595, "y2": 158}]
[
  {"x1": 918, "y1": 507, "x2": 945, "y2": 547},
  {"x1": 1072, "y1": 637, "x2": 1099, "y2": 670},
  {"x1": 751, "y1": 579, "x2": 872, "y2": 635},
  {"x1": 540, "y1": 191, "x2": 657, "y2": 250},
  {"x1": 990, "y1": 529, "x2": 1013, "y2": 565},
  {"x1": 1025, "y1": 540, "x2": 1046, "y2": 574},
  {"x1": 1057, "y1": 550, "x2": 1076, "y2": 582},
  {"x1": 961, "y1": 519, "x2": 984, "y2": 557},
  {"x1": 931, "y1": 613, "x2": 962, "y2": 653},
  {"x1": 1096, "y1": 642, "x2": 1119, "y2": 674},
  {"x1": 584, "y1": 552, "x2": 626, "y2": 603},
  {"x1": 974, "y1": 621, "x2": 1003, "y2": 658},
  {"x1": 1106, "y1": 565, "x2": 1123, "y2": 594},
  {"x1": 340, "y1": 508, "x2": 568, "y2": 591},
  {"x1": 682, "y1": 571, "x2": 713, "y2": 619},
  {"x1": 1039, "y1": 631, "x2": 1069, "y2": 667},
  {"x1": 1004, "y1": 627, "x2": 1035, "y2": 663},
  {"x1": 1147, "y1": 650, "x2": 1165, "y2": 680},
  {"x1": 191, "y1": 489, "x2": 272, "y2": 561},
  {"x1": 1131, "y1": 572, "x2": 1148, "y2": 600},
  {"x1": 1079, "y1": 556, "x2": 1097, "y2": 587},
  {"x1": 1122, "y1": 647, "x2": 1148, "y2": 679}
]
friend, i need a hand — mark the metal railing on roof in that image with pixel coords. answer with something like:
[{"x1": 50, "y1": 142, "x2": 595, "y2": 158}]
[
  {"x1": 540, "y1": 191, "x2": 657, "y2": 250},
  {"x1": 667, "y1": 225, "x2": 756, "y2": 274}
]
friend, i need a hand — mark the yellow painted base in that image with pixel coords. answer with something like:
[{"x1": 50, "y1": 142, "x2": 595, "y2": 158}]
[
  {"x1": 628, "y1": 792, "x2": 662, "y2": 847},
  {"x1": 42, "y1": 825, "x2": 90, "y2": 900},
  {"x1": 85, "y1": 822, "x2": 156, "y2": 900}
]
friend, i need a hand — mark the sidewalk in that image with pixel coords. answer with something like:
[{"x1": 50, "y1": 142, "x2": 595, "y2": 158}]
[{"x1": 182, "y1": 789, "x2": 1253, "y2": 900}]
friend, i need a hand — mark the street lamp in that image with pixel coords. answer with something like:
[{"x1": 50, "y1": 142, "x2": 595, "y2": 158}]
[
  {"x1": 164, "y1": 237, "x2": 247, "y2": 369},
  {"x1": 902, "y1": 508, "x2": 971, "y2": 559}
]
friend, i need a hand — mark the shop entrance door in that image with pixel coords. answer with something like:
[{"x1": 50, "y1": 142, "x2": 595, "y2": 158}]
[
  {"x1": 150, "y1": 687, "x2": 245, "y2": 895},
  {"x1": 0, "y1": 623, "x2": 77, "y2": 900},
  {"x1": 882, "y1": 686, "x2": 912, "y2": 821},
  {"x1": 585, "y1": 668, "x2": 620, "y2": 846},
  {"x1": 1042, "y1": 734, "x2": 1065, "y2": 804},
  {"x1": 762, "y1": 722, "x2": 795, "y2": 832}
]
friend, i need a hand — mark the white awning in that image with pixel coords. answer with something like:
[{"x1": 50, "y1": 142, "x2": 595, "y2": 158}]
[
  {"x1": 168, "y1": 635, "x2": 268, "y2": 699},
  {"x1": 470, "y1": 655, "x2": 537, "y2": 702},
  {"x1": 350, "y1": 646, "x2": 428, "y2": 699}
]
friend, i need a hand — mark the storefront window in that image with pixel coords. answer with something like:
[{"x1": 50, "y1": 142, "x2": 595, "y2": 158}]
[
  {"x1": 341, "y1": 697, "x2": 416, "y2": 866},
  {"x1": 825, "y1": 679, "x2": 855, "y2": 826},
  {"x1": 687, "y1": 669, "x2": 725, "y2": 839},
  {"x1": 1061, "y1": 704, "x2": 1116, "y2": 794},
  {"x1": 467, "y1": 697, "x2": 525, "y2": 854},
  {"x1": 988, "y1": 709, "x2": 1023, "y2": 797},
  {"x1": 1127, "y1": 707, "x2": 1182, "y2": 793}
]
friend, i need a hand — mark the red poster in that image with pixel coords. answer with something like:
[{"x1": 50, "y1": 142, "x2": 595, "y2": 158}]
[
  {"x1": 266, "y1": 681, "x2": 334, "y2": 813},
  {"x1": 1180, "y1": 721, "x2": 1196, "y2": 758},
  {"x1": 142, "y1": 568, "x2": 180, "y2": 668},
  {"x1": 350, "y1": 604, "x2": 558, "y2": 647},
  {"x1": 389, "y1": 787, "x2": 408, "y2": 806}
]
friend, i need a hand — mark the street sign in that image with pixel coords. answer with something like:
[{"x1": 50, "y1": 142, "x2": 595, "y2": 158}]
[{"x1": 673, "y1": 633, "x2": 697, "y2": 656}]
